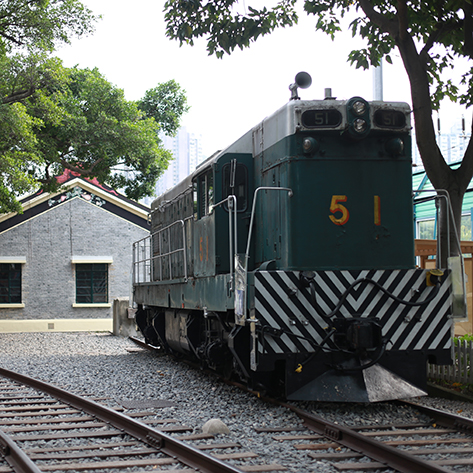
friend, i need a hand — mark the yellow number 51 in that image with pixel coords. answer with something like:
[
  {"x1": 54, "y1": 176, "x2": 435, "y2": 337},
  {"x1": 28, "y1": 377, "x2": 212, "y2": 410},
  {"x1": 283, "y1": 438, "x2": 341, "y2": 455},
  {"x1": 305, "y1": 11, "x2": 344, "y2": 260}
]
[{"x1": 329, "y1": 195, "x2": 381, "y2": 226}]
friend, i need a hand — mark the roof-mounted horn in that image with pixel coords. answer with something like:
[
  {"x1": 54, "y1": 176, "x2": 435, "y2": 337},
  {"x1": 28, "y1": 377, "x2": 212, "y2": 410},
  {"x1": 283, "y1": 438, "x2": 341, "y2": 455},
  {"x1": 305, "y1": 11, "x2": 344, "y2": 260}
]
[{"x1": 289, "y1": 72, "x2": 312, "y2": 100}]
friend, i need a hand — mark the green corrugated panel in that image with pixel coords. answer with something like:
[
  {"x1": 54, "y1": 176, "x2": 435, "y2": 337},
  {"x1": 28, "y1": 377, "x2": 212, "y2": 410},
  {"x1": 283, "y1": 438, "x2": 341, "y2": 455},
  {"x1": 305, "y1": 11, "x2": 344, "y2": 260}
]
[{"x1": 413, "y1": 161, "x2": 473, "y2": 219}]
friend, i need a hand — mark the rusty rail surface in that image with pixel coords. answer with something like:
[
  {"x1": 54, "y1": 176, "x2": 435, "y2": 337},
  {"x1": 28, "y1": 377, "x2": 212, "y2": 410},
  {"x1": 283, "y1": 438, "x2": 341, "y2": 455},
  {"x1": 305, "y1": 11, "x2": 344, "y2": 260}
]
[{"x1": 0, "y1": 367, "x2": 242, "y2": 473}]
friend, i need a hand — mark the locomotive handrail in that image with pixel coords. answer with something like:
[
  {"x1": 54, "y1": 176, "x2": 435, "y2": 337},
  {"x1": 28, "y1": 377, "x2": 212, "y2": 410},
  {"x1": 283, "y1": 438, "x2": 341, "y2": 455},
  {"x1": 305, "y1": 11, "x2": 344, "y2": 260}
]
[
  {"x1": 133, "y1": 219, "x2": 187, "y2": 284},
  {"x1": 212, "y1": 195, "x2": 238, "y2": 291},
  {"x1": 414, "y1": 189, "x2": 462, "y2": 263},
  {"x1": 132, "y1": 237, "x2": 151, "y2": 284},
  {"x1": 414, "y1": 188, "x2": 467, "y2": 318},
  {"x1": 244, "y1": 187, "x2": 293, "y2": 271}
]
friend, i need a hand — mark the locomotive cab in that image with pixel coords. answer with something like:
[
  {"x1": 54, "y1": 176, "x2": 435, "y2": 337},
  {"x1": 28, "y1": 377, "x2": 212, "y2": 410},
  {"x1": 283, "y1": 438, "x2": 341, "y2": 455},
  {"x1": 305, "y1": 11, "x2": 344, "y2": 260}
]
[{"x1": 192, "y1": 152, "x2": 254, "y2": 277}]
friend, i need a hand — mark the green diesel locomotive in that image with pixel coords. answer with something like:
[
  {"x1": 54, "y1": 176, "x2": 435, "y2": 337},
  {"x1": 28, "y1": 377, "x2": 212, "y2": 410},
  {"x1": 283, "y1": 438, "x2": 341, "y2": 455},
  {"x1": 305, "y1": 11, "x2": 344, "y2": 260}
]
[{"x1": 132, "y1": 73, "x2": 455, "y2": 402}]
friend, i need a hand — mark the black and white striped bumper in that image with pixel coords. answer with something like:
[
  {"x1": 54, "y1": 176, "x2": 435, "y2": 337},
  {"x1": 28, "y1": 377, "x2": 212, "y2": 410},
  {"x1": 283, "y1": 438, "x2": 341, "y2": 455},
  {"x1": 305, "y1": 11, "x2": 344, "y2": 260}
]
[{"x1": 251, "y1": 269, "x2": 452, "y2": 370}]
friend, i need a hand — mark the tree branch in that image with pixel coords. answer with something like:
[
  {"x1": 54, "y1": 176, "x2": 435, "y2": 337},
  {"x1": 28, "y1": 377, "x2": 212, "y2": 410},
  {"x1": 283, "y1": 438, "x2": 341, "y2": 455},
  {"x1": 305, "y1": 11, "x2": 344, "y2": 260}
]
[
  {"x1": 2, "y1": 87, "x2": 35, "y2": 104},
  {"x1": 420, "y1": 28, "x2": 441, "y2": 62},
  {"x1": 396, "y1": 0, "x2": 408, "y2": 41},
  {"x1": 357, "y1": 0, "x2": 399, "y2": 37},
  {"x1": 59, "y1": 158, "x2": 105, "y2": 177},
  {"x1": 0, "y1": 30, "x2": 22, "y2": 45}
]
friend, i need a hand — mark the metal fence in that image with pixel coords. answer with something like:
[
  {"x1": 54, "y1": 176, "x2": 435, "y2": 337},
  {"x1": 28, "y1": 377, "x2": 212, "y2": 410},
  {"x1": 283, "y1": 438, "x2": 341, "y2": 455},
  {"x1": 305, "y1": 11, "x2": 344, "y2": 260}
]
[{"x1": 428, "y1": 339, "x2": 473, "y2": 384}]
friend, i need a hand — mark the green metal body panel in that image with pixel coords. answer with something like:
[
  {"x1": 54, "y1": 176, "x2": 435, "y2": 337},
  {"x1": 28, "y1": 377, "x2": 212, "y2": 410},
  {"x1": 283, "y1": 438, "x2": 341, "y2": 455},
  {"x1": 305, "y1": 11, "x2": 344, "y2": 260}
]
[
  {"x1": 134, "y1": 275, "x2": 233, "y2": 312},
  {"x1": 137, "y1": 97, "x2": 415, "y2": 308},
  {"x1": 253, "y1": 133, "x2": 414, "y2": 270}
]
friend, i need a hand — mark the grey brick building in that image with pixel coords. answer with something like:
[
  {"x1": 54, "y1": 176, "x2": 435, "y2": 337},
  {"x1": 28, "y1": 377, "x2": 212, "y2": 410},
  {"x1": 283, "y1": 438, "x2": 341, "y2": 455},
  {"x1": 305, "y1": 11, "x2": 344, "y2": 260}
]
[{"x1": 0, "y1": 171, "x2": 149, "y2": 332}]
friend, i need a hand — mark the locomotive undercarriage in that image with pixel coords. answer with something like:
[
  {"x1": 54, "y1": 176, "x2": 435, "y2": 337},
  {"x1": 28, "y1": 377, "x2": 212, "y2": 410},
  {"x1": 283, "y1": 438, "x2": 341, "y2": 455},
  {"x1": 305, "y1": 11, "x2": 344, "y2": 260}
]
[
  {"x1": 135, "y1": 306, "x2": 251, "y2": 382},
  {"x1": 134, "y1": 304, "x2": 449, "y2": 402},
  {"x1": 134, "y1": 267, "x2": 453, "y2": 402}
]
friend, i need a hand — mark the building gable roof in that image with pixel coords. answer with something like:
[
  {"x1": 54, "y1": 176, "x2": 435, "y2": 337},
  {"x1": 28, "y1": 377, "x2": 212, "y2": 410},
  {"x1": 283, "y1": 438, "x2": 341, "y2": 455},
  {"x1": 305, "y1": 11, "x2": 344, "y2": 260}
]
[{"x1": 0, "y1": 170, "x2": 150, "y2": 234}]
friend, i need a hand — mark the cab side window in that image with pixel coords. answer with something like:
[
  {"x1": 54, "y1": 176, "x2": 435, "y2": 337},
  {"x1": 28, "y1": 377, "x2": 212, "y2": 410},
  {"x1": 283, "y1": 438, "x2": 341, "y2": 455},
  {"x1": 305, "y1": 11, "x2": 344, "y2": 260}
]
[
  {"x1": 194, "y1": 171, "x2": 214, "y2": 219},
  {"x1": 222, "y1": 162, "x2": 248, "y2": 211}
]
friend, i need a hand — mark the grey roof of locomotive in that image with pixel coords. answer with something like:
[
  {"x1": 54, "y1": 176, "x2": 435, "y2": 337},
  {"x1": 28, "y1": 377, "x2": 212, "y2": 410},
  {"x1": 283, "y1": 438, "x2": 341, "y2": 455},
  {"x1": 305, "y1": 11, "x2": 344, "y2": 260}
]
[{"x1": 150, "y1": 97, "x2": 411, "y2": 213}]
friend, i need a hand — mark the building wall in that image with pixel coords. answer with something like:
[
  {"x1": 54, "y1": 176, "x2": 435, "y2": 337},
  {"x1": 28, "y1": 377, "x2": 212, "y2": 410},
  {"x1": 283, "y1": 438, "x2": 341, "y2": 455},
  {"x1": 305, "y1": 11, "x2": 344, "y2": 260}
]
[{"x1": 0, "y1": 197, "x2": 147, "y2": 320}]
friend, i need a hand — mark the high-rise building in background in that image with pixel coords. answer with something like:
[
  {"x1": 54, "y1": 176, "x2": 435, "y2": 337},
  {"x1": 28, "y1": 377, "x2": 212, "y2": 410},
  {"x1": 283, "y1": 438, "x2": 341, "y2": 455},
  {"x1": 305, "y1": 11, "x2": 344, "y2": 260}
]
[
  {"x1": 141, "y1": 127, "x2": 205, "y2": 206},
  {"x1": 412, "y1": 116, "x2": 471, "y2": 168}
]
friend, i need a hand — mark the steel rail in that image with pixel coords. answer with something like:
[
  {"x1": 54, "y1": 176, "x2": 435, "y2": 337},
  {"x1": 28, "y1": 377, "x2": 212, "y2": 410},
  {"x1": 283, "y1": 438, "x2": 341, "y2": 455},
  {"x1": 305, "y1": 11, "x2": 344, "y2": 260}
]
[
  {"x1": 283, "y1": 402, "x2": 452, "y2": 473},
  {"x1": 128, "y1": 338, "x2": 471, "y2": 472},
  {"x1": 0, "y1": 429, "x2": 42, "y2": 473},
  {"x1": 399, "y1": 400, "x2": 473, "y2": 433},
  {"x1": 129, "y1": 336, "x2": 160, "y2": 351},
  {"x1": 0, "y1": 367, "x2": 242, "y2": 473}
]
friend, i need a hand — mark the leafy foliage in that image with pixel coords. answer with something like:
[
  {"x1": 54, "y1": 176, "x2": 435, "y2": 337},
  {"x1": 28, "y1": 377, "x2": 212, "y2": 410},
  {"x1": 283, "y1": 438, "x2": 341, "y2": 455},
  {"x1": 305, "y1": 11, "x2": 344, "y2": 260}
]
[
  {"x1": 0, "y1": 63, "x2": 187, "y2": 211},
  {"x1": 164, "y1": 0, "x2": 299, "y2": 58},
  {"x1": 455, "y1": 333, "x2": 473, "y2": 344},
  {"x1": 0, "y1": 1, "x2": 189, "y2": 213},
  {"x1": 26, "y1": 66, "x2": 177, "y2": 202},
  {"x1": 0, "y1": 52, "x2": 68, "y2": 104},
  {"x1": 0, "y1": 102, "x2": 41, "y2": 213},
  {"x1": 164, "y1": 1, "x2": 473, "y2": 109},
  {"x1": 0, "y1": 0, "x2": 98, "y2": 51},
  {"x1": 138, "y1": 80, "x2": 190, "y2": 136}
]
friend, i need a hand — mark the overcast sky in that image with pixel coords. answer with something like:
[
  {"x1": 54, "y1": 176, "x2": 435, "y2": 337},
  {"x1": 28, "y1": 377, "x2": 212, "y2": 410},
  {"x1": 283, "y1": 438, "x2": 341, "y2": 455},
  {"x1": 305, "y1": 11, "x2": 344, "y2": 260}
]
[{"x1": 57, "y1": 1, "x2": 468, "y2": 157}]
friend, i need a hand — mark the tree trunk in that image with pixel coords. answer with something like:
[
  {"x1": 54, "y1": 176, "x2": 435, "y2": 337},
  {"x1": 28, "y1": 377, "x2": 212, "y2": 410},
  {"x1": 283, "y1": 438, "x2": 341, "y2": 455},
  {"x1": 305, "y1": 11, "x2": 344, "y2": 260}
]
[
  {"x1": 358, "y1": 1, "x2": 473, "y2": 267},
  {"x1": 394, "y1": 29, "x2": 473, "y2": 267}
]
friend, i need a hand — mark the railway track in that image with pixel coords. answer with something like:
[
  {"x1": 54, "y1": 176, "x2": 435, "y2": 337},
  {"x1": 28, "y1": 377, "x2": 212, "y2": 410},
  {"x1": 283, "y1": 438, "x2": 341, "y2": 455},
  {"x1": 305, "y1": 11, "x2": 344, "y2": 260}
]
[
  {"x1": 0, "y1": 366, "x2": 286, "y2": 472},
  {"x1": 2, "y1": 338, "x2": 473, "y2": 473},
  {"x1": 129, "y1": 336, "x2": 473, "y2": 472},
  {"x1": 272, "y1": 400, "x2": 473, "y2": 472}
]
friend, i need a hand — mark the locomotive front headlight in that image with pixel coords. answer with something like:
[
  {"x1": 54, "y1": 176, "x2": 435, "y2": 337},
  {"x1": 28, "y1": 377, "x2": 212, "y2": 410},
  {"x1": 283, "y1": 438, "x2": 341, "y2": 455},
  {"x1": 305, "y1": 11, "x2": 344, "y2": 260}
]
[
  {"x1": 302, "y1": 137, "x2": 319, "y2": 154},
  {"x1": 385, "y1": 137, "x2": 404, "y2": 156},
  {"x1": 353, "y1": 118, "x2": 367, "y2": 133},
  {"x1": 346, "y1": 97, "x2": 370, "y2": 139},
  {"x1": 352, "y1": 100, "x2": 366, "y2": 116}
]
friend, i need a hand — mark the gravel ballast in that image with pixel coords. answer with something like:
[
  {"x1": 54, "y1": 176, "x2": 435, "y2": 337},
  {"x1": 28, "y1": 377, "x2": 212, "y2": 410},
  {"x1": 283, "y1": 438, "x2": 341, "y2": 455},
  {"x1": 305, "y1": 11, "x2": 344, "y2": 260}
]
[{"x1": 1, "y1": 331, "x2": 473, "y2": 472}]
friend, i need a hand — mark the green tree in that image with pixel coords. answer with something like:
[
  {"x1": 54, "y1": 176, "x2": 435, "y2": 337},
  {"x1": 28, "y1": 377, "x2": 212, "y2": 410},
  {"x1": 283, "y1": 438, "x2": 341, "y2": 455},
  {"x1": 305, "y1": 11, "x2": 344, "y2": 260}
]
[
  {"x1": 0, "y1": 2, "x2": 189, "y2": 213},
  {"x1": 138, "y1": 80, "x2": 190, "y2": 136},
  {"x1": 0, "y1": 102, "x2": 41, "y2": 213},
  {"x1": 0, "y1": 0, "x2": 97, "y2": 52},
  {"x1": 164, "y1": 0, "x2": 473, "y2": 263},
  {"x1": 27, "y1": 66, "x2": 186, "y2": 203},
  {"x1": 0, "y1": 0, "x2": 98, "y2": 213},
  {"x1": 1, "y1": 52, "x2": 68, "y2": 104},
  {"x1": 0, "y1": 61, "x2": 189, "y2": 212}
]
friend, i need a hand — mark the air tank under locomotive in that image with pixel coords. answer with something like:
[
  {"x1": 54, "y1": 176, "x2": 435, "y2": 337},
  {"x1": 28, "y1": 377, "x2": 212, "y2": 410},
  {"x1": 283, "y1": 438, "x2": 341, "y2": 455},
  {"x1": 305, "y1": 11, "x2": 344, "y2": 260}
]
[{"x1": 132, "y1": 73, "x2": 457, "y2": 402}]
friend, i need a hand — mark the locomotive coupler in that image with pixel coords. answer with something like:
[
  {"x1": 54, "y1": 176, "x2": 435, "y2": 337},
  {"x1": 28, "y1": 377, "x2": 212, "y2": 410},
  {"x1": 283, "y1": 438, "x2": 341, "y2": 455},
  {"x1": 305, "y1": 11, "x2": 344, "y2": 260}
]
[{"x1": 333, "y1": 317, "x2": 383, "y2": 352}]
